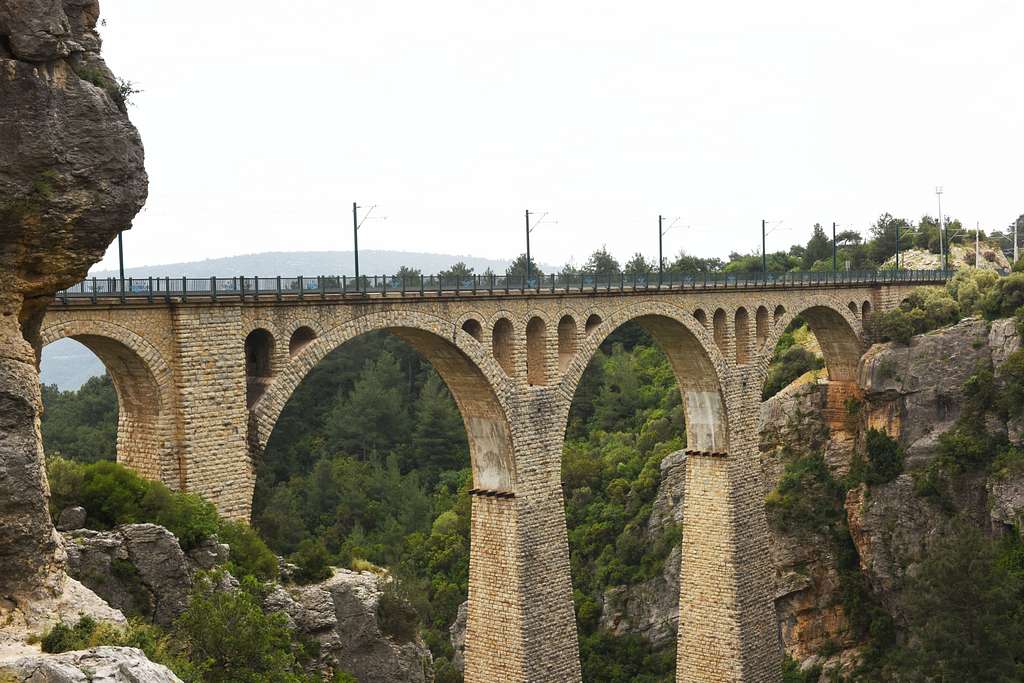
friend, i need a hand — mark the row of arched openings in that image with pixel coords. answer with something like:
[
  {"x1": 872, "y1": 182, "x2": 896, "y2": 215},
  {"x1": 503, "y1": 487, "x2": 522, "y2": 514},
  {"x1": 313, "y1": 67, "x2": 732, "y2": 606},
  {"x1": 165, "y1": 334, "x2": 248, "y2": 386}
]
[
  {"x1": 695, "y1": 304, "x2": 787, "y2": 365},
  {"x1": 461, "y1": 313, "x2": 603, "y2": 387}
]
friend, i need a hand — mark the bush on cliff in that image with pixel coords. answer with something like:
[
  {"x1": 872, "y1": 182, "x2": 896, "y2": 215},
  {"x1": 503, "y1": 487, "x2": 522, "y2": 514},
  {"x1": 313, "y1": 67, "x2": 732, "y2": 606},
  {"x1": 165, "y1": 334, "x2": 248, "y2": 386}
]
[
  {"x1": 39, "y1": 574, "x2": 331, "y2": 683},
  {"x1": 862, "y1": 428, "x2": 904, "y2": 484},
  {"x1": 46, "y1": 458, "x2": 278, "y2": 580},
  {"x1": 868, "y1": 287, "x2": 961, "y2": 344}
]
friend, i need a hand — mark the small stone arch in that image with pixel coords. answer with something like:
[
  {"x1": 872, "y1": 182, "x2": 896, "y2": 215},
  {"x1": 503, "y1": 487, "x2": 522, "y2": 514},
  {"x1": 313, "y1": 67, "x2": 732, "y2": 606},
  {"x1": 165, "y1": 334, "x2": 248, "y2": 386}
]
[
  {"x1": 557, "y1": 315, "x2": 577, "y2": 374},
  {"x1": 289, "y1": 326, "x2": 317, "y2": 356},
  {"x1": 694, "y1": 308, "x2": 708, "y2": 328},
  {"x1": 492, "y1": 318, "x2": 515, "y2": 377},
  {"x1": 712, "y1": 308, "x2": 728, "y2": 355},
  {"x1": 773, "y1": 304, "x2": 786, "y2": 323},
  {"x1": 585, "y1": 313, "x2": 602, "y2": 334},
  {"x1": 40, "y1": 319, "x2": 178, "y2": 486},
  {"x1": 766, "y1": 302, "x2": 864, "y2": 383},
  {"x1": 244, "y1": 328, "x2": 275, "y2": 408},
  {"x1": 862, "y1": 300, "x2": 872, "y2": 320},
  {"x1": 755, "y1": 306, "x2": 770, "y2": 348},
  {"x1": 734, "y1": 308, "x2": 750, "y2": 364},
  {"x1": 526, "y1": 316, "x2": 548, "y2": 386},
  {"x1": 848, "y1": 301, "x2": 858, "y2": 316},
  {"x1": 462, "y1": 318, "x2": 483, "y2": 342}
]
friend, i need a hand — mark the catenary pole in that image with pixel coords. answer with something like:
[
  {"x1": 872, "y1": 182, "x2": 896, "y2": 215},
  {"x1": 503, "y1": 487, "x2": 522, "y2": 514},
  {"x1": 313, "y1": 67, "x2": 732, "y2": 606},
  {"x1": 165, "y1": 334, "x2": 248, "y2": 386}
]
[
  {"x1": 762, "y1": 219, "x2": 767, "y2": 274},
  {"x1": 832, "y1": 221, "x2": 837, "y2": 271},
  {"x1": 525, "y1": 209, "x2": 531, "y2": 283},
  {"x1": 352, "y1": 202, "x2": 359, "y2": 287},
  {"x1": 658, "y1": 215, "x2": 664, "y2": 286},
  {"x1": 117, "y1": 230, "x2": 125, "y2": 295}
]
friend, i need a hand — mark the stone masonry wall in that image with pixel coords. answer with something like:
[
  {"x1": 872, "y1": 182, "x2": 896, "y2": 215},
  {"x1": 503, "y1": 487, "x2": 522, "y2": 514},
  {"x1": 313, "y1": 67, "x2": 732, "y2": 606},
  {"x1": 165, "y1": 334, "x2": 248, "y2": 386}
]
[{"x1": 466, "y1": 494, "x2": 525, "y2": 681}]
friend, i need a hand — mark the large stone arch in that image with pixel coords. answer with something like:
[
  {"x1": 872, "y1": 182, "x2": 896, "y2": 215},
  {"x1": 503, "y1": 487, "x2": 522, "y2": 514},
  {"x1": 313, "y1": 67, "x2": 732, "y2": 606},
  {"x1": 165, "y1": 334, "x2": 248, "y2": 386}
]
[
  {"x1": 759, "y1": 297, "x2": 865, "y2": 384},
  {"x1": 250, "y1": 310, "x2": 517, "y2": 493},
  {"x1": 559, "y1": 300, "x2": 731, "y2": 452},
  {"x1": 40, "y1": 319, "x2": 180, "y2": 486}
]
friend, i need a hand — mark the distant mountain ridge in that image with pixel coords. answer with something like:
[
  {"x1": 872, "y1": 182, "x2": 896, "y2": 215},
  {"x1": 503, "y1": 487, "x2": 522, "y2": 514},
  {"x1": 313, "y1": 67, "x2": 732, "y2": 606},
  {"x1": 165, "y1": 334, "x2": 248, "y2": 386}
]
[{"x1": 89, "y1": 250, "x2": 558, "y2": 279}]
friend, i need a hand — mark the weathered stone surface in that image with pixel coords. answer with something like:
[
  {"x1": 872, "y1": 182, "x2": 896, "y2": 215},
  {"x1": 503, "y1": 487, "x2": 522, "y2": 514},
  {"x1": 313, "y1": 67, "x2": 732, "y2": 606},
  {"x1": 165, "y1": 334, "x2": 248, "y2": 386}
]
[
  {"x1": 62, "y1": 524, "x2": 192, "y2": 626},
  {"x1": 600, "y1": 546, "x2": 681, "y2": 648},
  {"x1": 55, "y1": 506, "x2": 86, "y2": 532},
  {"x1": 186, "y1": 536, "x2": 230, "y2": 571},
  {"x1": 0, "y1": 0, "x2": 147, "y2": 618},
  {"x1": 859, "y1": 318, "x2": 993, "y2": 467},
  {"x1": 989, "y1": 470, "x2": 1024, "y2": 531},
  {"x1": 0, "y1": 575, "x2": 125, "y2": 661},
  {"x1": 0, "y1": 646, "x2": 181, "y2": 682},
  {"x1": 449, "y1": 600, "x2": 467, "y2": 672},
  {"x1": 264, "y1": 569, "x2": 433, "y2": 683},
  {"x1": 646, "y1": 450, "x2": 686, "y2": 536}
]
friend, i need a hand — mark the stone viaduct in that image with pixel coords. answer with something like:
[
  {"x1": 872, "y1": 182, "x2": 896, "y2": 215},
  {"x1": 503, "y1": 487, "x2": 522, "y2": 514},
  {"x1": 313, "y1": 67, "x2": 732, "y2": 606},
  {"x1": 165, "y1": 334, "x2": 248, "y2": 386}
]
[{"x1": 41, "y1": 275, "x2": 929, "y2": 682}]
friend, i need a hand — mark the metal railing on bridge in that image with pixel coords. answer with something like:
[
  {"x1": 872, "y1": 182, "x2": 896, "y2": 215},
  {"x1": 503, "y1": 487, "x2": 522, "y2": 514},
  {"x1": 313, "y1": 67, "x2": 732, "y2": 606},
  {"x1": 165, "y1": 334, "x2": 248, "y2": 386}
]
[{"x1": 54, "y1": 269, "x2": 950, "y2": 304}]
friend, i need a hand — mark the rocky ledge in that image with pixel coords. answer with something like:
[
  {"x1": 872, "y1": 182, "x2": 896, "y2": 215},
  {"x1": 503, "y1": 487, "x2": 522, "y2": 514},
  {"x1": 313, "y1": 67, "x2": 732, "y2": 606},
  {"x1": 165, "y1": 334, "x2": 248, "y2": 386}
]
[{"x1": 0, "y1": 646, "x2": 181, "y2": 682}]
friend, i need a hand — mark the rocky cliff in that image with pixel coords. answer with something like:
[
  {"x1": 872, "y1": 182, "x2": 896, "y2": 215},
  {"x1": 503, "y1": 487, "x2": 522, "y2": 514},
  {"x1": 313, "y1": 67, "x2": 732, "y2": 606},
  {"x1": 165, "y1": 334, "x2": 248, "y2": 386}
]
[
  {"x1": 55, "y1": 517, "x2": 433, "y2": 682},
  {"x1": 594, "y1": 316, "x2": 1024, "y2": 674},
  {"x1": 0, "y1": 0, "x2": 147, "y2": 626}
]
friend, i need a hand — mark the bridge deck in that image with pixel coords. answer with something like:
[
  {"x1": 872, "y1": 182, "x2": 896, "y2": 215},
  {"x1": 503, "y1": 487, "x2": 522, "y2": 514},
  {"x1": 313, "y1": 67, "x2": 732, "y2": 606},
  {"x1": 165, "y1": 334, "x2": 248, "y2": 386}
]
[{"x1": 54, "y1": 269, "x2": 947, "y2": 305}]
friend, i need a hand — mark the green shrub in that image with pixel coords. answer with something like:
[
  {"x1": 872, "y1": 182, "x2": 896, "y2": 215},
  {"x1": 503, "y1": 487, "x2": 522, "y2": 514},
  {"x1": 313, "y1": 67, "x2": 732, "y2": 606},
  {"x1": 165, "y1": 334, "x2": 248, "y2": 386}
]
[
  {"x1": 997, "y1": 348, "x2": 1024, "y2": 419},
  {"x1": 765, "y1": 455, "x2": 843, "y2": 534},
  {"x1": 981, "y1": 273, "x2": 1024, "y2": 320},
  {"x1": 991, "y1": 448, "x2": 1024, "y2": 480},
  {"x1": 216, "y1": 520, "x2": 279, "y2": 581},
  {"x1": 870, "y1": 309, "x2": 916, "y2": 344},
  {"x1": 175, "y1": 574, "x2": 315, "y2": 683},
  {"x1": 863, "y1": 429, "x2": 904, "y2": 485},
  {"x1": 937, "y1": 424, "x2": 1002, "y2": 472},
  {"x1": 47, "y1": 458, "x2": 218, "y2": 551},
  {"x1": 377, "y1": 579, "x2": 419, "y2": 643},
  {"x1": 762, "y1": 345, "x2": 825, "y2": 399},
  {"x1": 289, "y1": 538, "x2": 332, "y2": 584},
  {"x1": 39, "y1": 616, "x2": 196, "y2": 679}
]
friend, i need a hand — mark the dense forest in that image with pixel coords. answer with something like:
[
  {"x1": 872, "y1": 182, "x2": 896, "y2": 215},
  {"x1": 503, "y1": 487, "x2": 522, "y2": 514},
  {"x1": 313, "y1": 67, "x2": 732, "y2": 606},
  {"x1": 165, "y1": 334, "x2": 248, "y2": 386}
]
[{"x1": 38, "y1": 210, "x2": 1024, "y2": 681}]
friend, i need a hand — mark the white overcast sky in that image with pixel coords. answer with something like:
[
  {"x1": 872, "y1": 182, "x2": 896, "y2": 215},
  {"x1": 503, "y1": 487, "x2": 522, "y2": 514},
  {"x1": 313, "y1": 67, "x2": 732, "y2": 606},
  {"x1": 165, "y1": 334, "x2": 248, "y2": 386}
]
[{"x1": 93, "y1": 0, "x2": 1023, "y2": 272}]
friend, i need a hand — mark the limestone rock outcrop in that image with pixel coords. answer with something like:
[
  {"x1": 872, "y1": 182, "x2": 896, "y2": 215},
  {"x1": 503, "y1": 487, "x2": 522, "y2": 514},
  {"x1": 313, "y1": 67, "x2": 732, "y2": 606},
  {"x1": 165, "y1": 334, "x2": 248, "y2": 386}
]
[
  {"x1": 264, "y1": 569, "x2": 434, "y2": 683},
  {"x1": 0, "y1": 646, "x2": 182, "y2": 682},
  {"x1": 858, "y1": 318, "x2": 996, "y2": 466},
  {"x1": 62, "y1": 524, "x2": 196, "y2": 627},
  {"x1": 0, "y1": 0, "x2": 147, "y2": 614}
]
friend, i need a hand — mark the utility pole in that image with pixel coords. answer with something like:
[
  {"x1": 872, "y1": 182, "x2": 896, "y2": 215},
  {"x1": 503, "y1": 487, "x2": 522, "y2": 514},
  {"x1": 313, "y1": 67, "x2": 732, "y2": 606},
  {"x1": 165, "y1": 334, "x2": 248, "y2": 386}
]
[
  {"x1": 117, "y1": 230, "x2": 125, "y2": 294},
  {"x1": 762, "y1": 219, "x2": 767, "y2": 274},
  {"x1": 1015, "y1": 218, "x2": 1019, "y2": 265},
  {"x1": 895, "y1": 222, "x2": 900, "y2": 270},
  {"x1": 525, "y1": 209, "x2": 531, "y2": 283},
  {"x1": 352, "y1": 202, "x2": 360, "y2": 285},
  {"x1": 936, "y1": 187, "x2": 945, "y2": 272},
  {"x1": 832, "y1": 221, "x2": 837, "y2": 272},
  {"x1": 658, "y1": 214, "x2": 664, "y2": 285}
]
